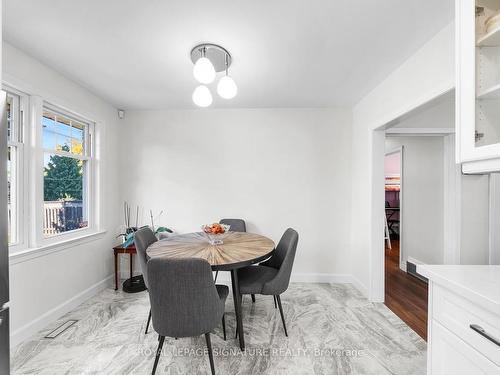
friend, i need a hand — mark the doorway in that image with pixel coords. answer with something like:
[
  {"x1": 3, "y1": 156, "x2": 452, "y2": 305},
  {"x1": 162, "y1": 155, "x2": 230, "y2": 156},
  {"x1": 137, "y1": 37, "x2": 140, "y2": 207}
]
[
  {"x1": 383, "y1": 135, "x2": 449, "y2": 341},
  {"x1": 384, "y1": 137, "x2": 430, "y2": 340},
  {"x1": 376, "y1": 93, "x2": 456, "y2": 340}
]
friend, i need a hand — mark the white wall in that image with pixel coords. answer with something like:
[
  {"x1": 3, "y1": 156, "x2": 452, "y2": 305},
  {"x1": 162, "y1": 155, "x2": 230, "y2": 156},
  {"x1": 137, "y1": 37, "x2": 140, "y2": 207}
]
[
  {"x1": 120, "y1": 108, "x2": 353, "y2": 281},
  {"x1": 3, "y1": 43, "x2": 122, "y2": 346},
  {"x1": 391, "y1": 95, "x2": 455, "y2": 130},
  {"x1": 351, "y1": 22, "x2": 455, "y2": 300},
  {"x1": 386, "y1": 136, "x2": 444, "y2": 265},
  {"x1": 461, "y1": 174, "x2": 490, "y2": 264}
]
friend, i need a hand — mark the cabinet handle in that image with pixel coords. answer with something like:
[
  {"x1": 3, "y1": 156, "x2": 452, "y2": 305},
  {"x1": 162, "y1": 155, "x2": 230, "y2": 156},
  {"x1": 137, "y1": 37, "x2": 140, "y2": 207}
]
[{"x1": 470, "y1": 324, "x2": 500, "y2": 347}]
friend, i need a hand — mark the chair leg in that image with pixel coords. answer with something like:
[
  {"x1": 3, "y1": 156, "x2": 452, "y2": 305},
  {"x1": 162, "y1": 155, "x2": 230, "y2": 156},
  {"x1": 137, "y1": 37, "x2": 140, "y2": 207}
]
[
  {"x1": 276, "y1": 295, "x2": 288, "y2": 337},
  {"x1": 222, "y1": 314, "x2": 226, "y2": 341},
  {"x1": 152, "y1": 335, "x2": 165, "y2": 375},
  {"x1": 145, "y1": 309, "x2": 151, "y2": 334},
  {"x1": 205, "y1": 333, "x2": 215, "y2": 375},
  {"x1": 273, "y1": 295, "x2": 277, "y2": 309},
  {"x1": 214, "y1": 271, "x2": 219, "y2": 282},
  {"x1": 251, "y1": 294, "x2": 255, "y2": 303}
]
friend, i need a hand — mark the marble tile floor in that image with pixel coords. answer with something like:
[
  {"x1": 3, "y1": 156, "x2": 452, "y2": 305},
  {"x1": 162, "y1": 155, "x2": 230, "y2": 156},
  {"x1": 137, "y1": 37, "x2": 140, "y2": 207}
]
[{"x1": 11, "y1": 283, "x2": 426, "y2": 374}]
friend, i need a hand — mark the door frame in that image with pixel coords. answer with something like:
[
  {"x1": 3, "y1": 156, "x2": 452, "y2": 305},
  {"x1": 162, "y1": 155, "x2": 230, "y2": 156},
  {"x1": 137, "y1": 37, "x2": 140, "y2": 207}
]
[
  {"x1": 368, "y1": 87, "x2": 455, "y2": 302},
  {"x1": 370, "y1": 90, "x2": 459, "y2": 302}
]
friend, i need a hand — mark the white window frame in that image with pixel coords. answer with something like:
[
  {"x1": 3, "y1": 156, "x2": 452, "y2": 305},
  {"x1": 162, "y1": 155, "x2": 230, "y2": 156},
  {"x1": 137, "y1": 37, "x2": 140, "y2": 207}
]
[
  {"x1": 36, "y1": 102, "x2": 97, "y2": 247},
  {"x1": 4, "y1": 82, "x2": 104, "y2": 257},
  {"x1": 5, "y1": 87, "x2": 28, "y2": 253}
]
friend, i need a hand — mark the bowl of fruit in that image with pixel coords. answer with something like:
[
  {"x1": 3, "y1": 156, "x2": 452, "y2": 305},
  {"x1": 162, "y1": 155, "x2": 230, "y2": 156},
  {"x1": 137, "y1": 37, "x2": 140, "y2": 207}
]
[{"x1": 202, "y1": 223, "x2": 230, "y2": 245}]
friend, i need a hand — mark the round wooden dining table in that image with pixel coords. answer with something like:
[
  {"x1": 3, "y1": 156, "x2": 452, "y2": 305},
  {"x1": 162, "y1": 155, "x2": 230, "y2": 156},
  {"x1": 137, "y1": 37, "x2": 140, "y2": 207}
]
[{"x1": 146, "y1": 231, "x2": 275, "y2": 350}]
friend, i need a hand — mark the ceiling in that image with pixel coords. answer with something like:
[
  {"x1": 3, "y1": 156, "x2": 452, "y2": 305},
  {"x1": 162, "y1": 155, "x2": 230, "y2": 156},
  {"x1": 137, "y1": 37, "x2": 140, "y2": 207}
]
[{"x1": 3, "y1": 0, "x2": 454, "y2": 109}]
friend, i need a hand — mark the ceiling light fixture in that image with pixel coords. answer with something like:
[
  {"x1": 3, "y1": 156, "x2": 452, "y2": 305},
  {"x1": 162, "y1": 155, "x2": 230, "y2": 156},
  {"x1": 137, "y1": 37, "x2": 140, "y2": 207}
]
[
  {"x1": 190, "y1": 43, "x2": 237, "y2": 107},
  {"x1": 217, "y1": 54, "x2": 238, "y2": 99}
]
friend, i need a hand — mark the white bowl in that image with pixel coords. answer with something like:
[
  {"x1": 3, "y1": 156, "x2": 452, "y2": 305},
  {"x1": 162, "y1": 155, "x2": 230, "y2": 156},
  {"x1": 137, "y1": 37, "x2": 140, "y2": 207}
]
[{"x1": 201, "y1": 223, "x2": 230, "y2": 234}]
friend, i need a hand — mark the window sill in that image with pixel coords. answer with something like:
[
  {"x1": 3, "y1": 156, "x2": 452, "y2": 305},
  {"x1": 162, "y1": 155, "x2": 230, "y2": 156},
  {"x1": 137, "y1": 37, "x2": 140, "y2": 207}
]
[{"x1": 9, "y1": 230, "x2": 107, "y2": 265}]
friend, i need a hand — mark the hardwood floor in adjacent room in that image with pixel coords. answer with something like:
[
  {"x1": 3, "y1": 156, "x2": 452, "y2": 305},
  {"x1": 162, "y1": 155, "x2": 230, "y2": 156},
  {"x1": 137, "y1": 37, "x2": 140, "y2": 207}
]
[{"x1": 385, "y1": 240, "x2": 428, "y2": 341}]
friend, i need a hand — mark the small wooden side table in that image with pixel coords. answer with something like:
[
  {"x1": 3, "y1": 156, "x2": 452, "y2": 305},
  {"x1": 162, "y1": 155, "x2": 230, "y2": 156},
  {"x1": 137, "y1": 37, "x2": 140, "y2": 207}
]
[{"x1": 113, "y1": 243, "x2": 136, "y2": 291}]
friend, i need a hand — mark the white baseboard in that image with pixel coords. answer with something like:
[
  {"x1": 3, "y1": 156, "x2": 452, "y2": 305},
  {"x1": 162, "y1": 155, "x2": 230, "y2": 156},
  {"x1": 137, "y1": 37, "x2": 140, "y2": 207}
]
[
  {"x1": 212, "y1": 271, "x2": 368, "y2": 296},
  {"x1": 290, "y1": 273, "x2": 354, "y2": 283},
  {"x1": 119, "y1": 266, "x2": 370, "y2": 296},
  {"x1": 10, "y1": 275, "x2": 114, "y2": 348},
  {"x1": 349, "y1": 275, "x2": 369, "y2": 298}
]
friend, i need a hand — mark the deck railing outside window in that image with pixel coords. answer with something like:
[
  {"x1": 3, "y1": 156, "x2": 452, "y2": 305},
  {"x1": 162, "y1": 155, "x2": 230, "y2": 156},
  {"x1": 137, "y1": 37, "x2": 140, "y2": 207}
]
[{"x1": 43, "y1": 200, "x2": 87, "y2": 236}]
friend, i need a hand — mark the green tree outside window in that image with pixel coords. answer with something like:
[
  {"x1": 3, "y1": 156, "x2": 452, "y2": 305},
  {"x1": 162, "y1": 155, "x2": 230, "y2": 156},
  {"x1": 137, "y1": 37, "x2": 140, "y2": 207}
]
[{"x1": 44, "y1": 143, "x2": 83, "y2": 201}]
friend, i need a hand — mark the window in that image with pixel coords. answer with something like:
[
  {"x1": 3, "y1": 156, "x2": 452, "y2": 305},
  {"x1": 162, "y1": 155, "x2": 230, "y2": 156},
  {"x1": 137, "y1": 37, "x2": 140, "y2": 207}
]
[
  {"x1": 42, "y1": 107, "x2": 93, "y2": 237},
  {"x1": 4, "y1": 85, "x2": 100, "y2": 254},
  {"x1": 7, "y1": 91, "x2": 23, "y2": 246}
]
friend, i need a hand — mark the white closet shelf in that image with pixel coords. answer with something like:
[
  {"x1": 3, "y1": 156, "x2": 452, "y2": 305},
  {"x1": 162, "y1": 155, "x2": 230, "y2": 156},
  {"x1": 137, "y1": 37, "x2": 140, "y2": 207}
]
[
  {"x1": 477, "y1": 25, "x2": 500, "y2": 46},
  {"x1": 477, "y1": 83, "x2": 500, "y2": 99}
]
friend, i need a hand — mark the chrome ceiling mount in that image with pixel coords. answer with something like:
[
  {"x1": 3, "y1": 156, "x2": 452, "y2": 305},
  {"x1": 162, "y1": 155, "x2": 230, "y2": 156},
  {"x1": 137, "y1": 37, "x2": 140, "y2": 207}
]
[{"x1": 190, "y1": 43, "x2": 232, "y2": 72}]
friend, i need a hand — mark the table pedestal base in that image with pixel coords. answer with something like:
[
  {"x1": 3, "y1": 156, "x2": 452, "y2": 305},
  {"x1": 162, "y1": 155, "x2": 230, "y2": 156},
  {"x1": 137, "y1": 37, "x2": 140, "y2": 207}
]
[{"x1": 231, "y1": 270, "x2": 245, "y2": 351}]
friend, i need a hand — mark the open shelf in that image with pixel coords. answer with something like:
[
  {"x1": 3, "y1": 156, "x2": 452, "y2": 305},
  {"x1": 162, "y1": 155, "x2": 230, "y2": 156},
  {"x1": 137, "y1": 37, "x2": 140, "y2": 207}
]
[
  {"x1": 477, "y1": 25, "x2": 500, "y2": 46},
  {"x1": 477, "y1": 82, "x2": 500, "y2": 99}
]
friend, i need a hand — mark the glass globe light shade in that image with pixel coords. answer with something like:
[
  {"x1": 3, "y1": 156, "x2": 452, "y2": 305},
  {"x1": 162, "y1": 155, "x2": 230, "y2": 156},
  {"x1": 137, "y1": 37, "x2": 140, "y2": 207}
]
[
  {"x1": 217, "y1": 75, "x2": 238, "y2": 99},
  {"x1": 192, "y1": 85, "x2": 213, "y2": 107},
  {"x1": 193, "y1": 57, "x2": 216, "y2": 84}
]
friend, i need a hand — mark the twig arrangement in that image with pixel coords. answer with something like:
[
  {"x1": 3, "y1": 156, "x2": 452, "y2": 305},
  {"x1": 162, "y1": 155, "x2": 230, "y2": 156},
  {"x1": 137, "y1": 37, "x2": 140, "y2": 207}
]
[
  {"x1": 123, "y1": 201, "x2": 139, "y2": 234},
  {"x1": 117, "y1": 202, "x2": 172, "y2": 247}
]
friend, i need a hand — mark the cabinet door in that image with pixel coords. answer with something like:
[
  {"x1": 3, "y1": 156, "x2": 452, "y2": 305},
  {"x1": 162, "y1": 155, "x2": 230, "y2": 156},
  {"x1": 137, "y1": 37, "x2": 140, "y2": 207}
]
[
  {"x1": 457, "y1": 0, "x2": 500, "y2": 171},
  {"x1": 430, "y1": 320, "x2": 500, "y2": 375}
]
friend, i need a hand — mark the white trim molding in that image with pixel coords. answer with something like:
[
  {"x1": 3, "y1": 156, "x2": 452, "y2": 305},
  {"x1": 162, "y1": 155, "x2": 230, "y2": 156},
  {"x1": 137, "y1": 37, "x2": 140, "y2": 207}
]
[
  {"x1": 212, "y1": 272, "x2": 369, "y2": 297},
  {"x1": 9, "y1": 230, "x2": 107, "y2": 265},
  {"x1": 386, "y1": 127, "x2": 455, "y2": 135}
]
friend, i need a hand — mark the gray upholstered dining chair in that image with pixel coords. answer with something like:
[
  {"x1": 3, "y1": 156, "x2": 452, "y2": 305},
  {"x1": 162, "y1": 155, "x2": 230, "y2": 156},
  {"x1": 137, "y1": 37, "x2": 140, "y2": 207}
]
[
  {"x1": 219, "y1": 218, "x2": 246, "y2": 232},
  {"x1": 147, "y1": 257, "x2": 228, "y2": 375},
  {"x1": 134, "y1": 227, "x2": 158, "y2": 334},
  {"x1": 236, "y1": 228, "x2": 298, "y2": 337}
]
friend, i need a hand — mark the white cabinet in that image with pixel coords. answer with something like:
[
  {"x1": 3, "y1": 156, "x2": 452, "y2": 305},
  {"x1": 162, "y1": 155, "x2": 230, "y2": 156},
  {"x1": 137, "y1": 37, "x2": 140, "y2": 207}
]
[
  {"x1": 418, "y1": 265, "x2": 500, "y2": 375},
  {"x1": 456, "y1": 0, "x2": 500, "y2": 172},
  {"x1": 430, "y1": 321, "x2": 500, "y2": 374}
]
